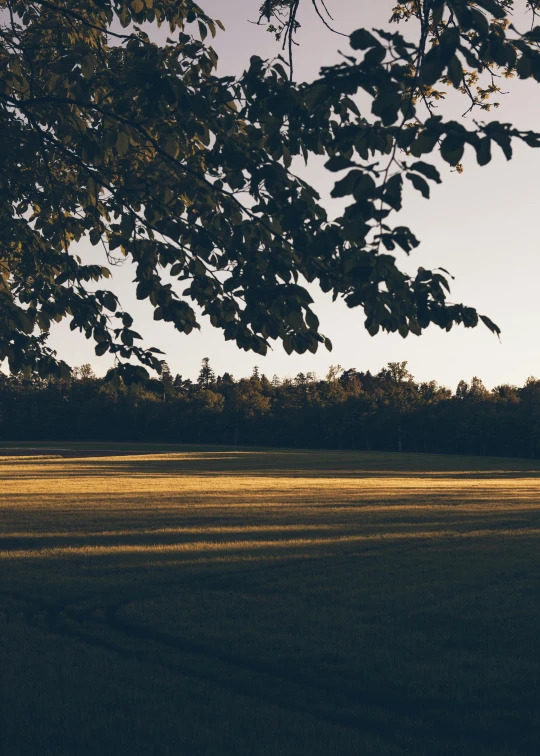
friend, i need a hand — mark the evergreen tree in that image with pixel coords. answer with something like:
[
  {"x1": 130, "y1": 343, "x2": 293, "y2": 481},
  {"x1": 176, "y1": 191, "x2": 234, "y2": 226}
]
[
  {"x1": 160, "y1": 362, "x2": 174, "y2": 401},
  {"x1": 198, "y1": 357, "x2": 216, "y2": 389}
]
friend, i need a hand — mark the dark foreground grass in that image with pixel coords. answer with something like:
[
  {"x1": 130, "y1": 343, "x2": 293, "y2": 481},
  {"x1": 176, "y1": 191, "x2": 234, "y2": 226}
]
[{"x1": 1, "y1": 445, "x2": 540, "y2": 755}]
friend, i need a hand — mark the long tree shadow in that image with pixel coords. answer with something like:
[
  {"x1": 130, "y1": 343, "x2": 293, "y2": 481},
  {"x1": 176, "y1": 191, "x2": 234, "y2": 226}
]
[{"x1": 2, "y1": 537, "x2": 539, "y2": 751}]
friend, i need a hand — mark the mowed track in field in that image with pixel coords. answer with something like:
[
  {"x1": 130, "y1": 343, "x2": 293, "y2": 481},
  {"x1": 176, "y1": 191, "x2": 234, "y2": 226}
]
[{"x1": 1, "y1": 446, "x2": 540, "y2": 756}]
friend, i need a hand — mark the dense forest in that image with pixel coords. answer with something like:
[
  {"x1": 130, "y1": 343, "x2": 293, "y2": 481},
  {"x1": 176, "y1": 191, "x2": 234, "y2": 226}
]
[{"x1": 2, "y1": 359, "x2": 540, "y2": 459}]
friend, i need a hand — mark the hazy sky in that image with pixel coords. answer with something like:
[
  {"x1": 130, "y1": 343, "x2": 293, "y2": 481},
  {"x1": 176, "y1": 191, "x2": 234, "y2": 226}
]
[{"x1": 47, "y1": 1, "x2": 540, "y2": 389}]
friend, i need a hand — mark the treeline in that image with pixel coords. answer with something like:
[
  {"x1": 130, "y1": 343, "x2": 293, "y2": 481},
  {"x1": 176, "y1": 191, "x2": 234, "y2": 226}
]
[{"x1": 2, "y1": 359, "x2": 540, "y2": 458}]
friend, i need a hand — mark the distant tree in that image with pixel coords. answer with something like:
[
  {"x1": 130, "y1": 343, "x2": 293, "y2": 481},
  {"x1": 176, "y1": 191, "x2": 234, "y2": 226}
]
[
  {"x1": 7, "y1": 358, "x2": 540, "y2": 458},
  {"x1": 160, "y1": 361, "x2": 174, "y2": 401},
  {"x1": 294, "y1": 371, "x2": 310, "y2": 406},
  {"x1": 195, "y1": 389, "x2": 224, "y2": 412},
  {"x1": 321, "y1": 367, "x2": 347, "y2": 406},
  {"x1": 197, "y1": 357, "x2": 216, "y2": 389},
  {"x1": 468, "y1": 376, "x2": 490, "y2": 401},
  {"x1": 326, "y1": 365, "x2": 344, "y2": 383},
  {"x1": 385, "y1": 361, "x2": 414, "y2": 385},
  {"x1": 456, "y1": 380, "x2": 470, "y2": 400},
  {"x1": 73, "y1": 364, "x2": 96, "y2": 381},
  {"x1": 455, "y1": 376, "x2": 489, "y2": 401},
  {"x1": 419, "y1": 380, "x2": 451, "y2": 404},
  {"x1": 173, "y1": 374, "x2": 192, "y2": 395},
  {"x1": 493, "y1": 384, "x2": 519, "y2": 402},
  {"x1": 414, "y1": 380, "x2": 452, "y2": 453},
  {"x1": 519, "y1": 378, "x2": 540, "y2": 458},
  {"x1": 260, "y1": 373, "x2": 272, "y2": 391},
  {"x1": 217, "y1": 372, "x2": 235, "y2": 388},
  {"x1": 339, "y1": 369, "x2": 364, "y2": 396},
  {"x1": 228, "y1": 378, "x2": 271, "y2": 445},
  {"x1": 377, "y1": 361, "x2": 418, "y2": 452}
]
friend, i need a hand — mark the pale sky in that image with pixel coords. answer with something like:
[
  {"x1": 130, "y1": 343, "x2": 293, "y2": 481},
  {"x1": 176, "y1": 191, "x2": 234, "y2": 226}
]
[{"x1": 46, "y1": 1, "x2": 540, "y2": 389}]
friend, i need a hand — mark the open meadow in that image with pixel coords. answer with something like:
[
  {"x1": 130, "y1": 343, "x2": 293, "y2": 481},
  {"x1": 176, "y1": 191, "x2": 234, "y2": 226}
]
[{"x1": 1, "y1": 444, "x2": 540, "y2": 755}]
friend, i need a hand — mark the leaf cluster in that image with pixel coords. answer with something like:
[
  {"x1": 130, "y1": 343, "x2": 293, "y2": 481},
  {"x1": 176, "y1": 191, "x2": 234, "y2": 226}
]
[{"x1": 1, "y1": 0, "x2": 540, "y2": 378}]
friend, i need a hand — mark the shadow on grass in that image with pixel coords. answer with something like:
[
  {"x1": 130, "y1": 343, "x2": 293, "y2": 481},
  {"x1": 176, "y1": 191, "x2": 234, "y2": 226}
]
[
  {"x1": 2, "y1": 449, "x2": 540, "y2": 754},
  {"x1": 4, "y1": 447, "x2": 540, "y2": 480}
]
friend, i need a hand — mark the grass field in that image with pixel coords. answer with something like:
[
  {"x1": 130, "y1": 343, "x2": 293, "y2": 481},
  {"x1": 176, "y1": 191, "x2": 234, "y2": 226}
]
[{"x1": 1, "y1": 444, "x2": 540, "y2": 755}]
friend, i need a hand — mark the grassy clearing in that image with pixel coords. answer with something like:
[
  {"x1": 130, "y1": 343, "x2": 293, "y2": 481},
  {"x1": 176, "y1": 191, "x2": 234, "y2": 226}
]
[{"x1": 1, "y1": 446, "x2": 540, "y2": 755}]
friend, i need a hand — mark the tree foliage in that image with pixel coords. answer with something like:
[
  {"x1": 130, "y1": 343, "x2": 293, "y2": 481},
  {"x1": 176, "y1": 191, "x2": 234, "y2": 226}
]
[
  {"x1": 5, "y1": 358, "x2": 540, "y2": 459},
  {"x1": 2, "y1": 0, "x2": 540, "y2": 382}
]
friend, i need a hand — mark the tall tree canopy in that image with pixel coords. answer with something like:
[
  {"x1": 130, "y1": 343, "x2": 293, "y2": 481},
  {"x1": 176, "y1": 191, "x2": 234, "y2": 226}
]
[{"x1": 1, "y1": 0, "x2": 540, "y2": 382}]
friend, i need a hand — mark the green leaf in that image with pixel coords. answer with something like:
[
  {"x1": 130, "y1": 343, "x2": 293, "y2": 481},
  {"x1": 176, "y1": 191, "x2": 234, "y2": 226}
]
[
  {"x1": 447, "y1": 56, "x2": 463, "y2": 88},
  {"x1": 102, "y1": 292, "x2": 117, "y2": 312},
  {"x1": 116, "y1": 132, "x2": 130, "y2": 155},
  {"x1": 410, "y1": 130, "x2": 439, "y2": 157},
  {"x1": 365, "y1": 320, "x2": 379, "y2": 336},
  {"x1": 440, "y1": 134, "x2": 465, "y2": 165},
  {"x1": 325, "y1": 155, "x2": 354, "y2": 172},
  {"x1": 331, "y1": 170, "x2": 363, "y2": 198},
  {"x1": 136, "y1": 280, "x2": 154, "y2": 300},
  {"x1": 383, "y1": 174, "x2": 403, "y2": 210},
  {"x1": 95, "y1": 342, "x2": 108, "y2": 356},
  {"x1": 489, "y1": 131, "x2": 512, "y2": 160},
  {"x1": 409, "y1": 161, "x2": 441, "y2": 183},
  {"x1": 531, "y1": 54, "x2": 540, "y2": 83},
  {"x1": 341, "y1": 221, "x2": 370, "y2": 244},
  {"x1": 470, "y1": 9, "x2": 490, "y2": 36},
  {"x1": 480, "y1": 314, "x2": 501, "y2": 335},
  {"x1": 409, "y1": 318, "x2": 422, "y2": 336},
  {"x1": 350, "y1": 29, "x2": 379, "y2": 50},
  {"x1": 474, "y1": 0, "x2": 506, "y2": 20},
  {"x1": 525, "y1": 26, "x2": 540, "y2": 43},
  {"x1": 516, "y1": 54, "x2": 532, "y2": 79},
  {"x1": 165, "y1": 135, "x2": 179, "y2": 158},
  {"x1": 421, "y1": 46, "x2": 444, "y2": 87},
  {"x1": 406, "y1": 173, "x2": 430, "y2": 199},
  {"x1": 475, "y1": 137, "x2": 492, "y2": 166},
  {"x1": 352, "y1": 173, "x2": 376, "y2": 200},
  {"x1": 87, "y1": 176, "x2": 96, "y2": 199},
  {"x1": 55, "y1": 271, "x2": 71, "y2": 285},
  {"x1": 81, "y1": 55, "x2": 95, "y2": 79},
  {"x1": 272, "y1": 62, "x2": 288, "y2": 80},
  {"x1": 305, "y1": 309, "x2": 319, "y2": 330},
  {"x1": 372, "y1": 91, "x2": 401, "y2": 125},
  {"x1": 283, "y1": 335, "x2": 293, "y2": 355},
  {"x1": 364, "y1": 45, "x2": 386, "y2": 67}
]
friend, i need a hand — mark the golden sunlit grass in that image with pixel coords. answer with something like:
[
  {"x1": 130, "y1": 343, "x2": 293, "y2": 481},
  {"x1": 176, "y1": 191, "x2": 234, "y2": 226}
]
[{"x1": 1, "y1": 445, "x2": 540, "y2": 755}]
